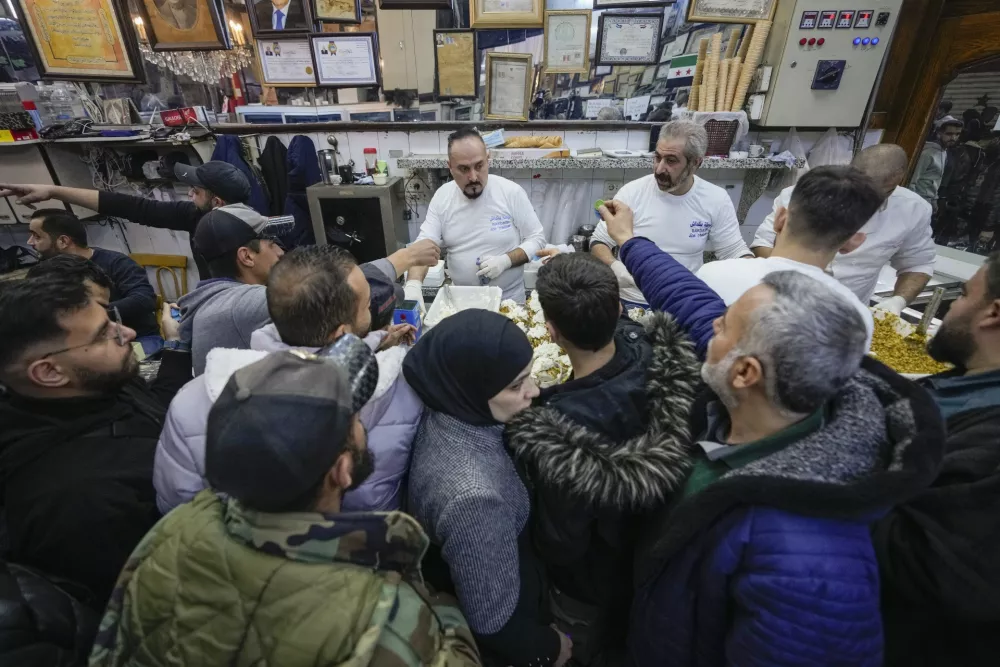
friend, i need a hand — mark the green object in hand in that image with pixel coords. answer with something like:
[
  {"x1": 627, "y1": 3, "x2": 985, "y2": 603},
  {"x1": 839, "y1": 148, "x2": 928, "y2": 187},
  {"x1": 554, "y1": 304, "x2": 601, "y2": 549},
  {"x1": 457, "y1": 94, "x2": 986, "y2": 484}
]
[{"x1": 594, "y1": 199, "x2": 605, "y2": 210}]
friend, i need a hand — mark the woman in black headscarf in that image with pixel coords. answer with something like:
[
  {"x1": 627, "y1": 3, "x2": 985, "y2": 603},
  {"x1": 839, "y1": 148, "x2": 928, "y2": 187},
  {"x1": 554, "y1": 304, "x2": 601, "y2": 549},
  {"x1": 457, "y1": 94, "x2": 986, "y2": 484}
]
[{"x1": 404, "y1": 310, "x2": 571, "y2": 667}]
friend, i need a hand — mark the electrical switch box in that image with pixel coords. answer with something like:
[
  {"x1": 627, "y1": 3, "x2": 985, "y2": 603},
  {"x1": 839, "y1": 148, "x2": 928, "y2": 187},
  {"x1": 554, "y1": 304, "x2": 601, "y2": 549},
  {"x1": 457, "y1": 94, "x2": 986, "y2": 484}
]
[{"x1": 753, "y1": 0, "x2": 903, "y2": 127}]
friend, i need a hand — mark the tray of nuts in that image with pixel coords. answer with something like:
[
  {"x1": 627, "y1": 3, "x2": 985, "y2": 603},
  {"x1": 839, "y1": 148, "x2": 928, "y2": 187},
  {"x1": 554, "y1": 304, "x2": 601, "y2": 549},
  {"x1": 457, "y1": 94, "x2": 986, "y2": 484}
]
[{"x1": 869, "y1": 309, "x2": 950, "y2": 377}]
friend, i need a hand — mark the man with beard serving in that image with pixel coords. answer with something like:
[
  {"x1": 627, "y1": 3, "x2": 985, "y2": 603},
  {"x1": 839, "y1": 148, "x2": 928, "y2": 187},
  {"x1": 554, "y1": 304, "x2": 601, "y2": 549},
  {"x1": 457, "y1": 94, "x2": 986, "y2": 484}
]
[
  {"x1": 590, "y1": 120, "x2": 751, "y2": 307},
  {"x1": 405, "y1": 128, "x2": 545, "y2": 304}
]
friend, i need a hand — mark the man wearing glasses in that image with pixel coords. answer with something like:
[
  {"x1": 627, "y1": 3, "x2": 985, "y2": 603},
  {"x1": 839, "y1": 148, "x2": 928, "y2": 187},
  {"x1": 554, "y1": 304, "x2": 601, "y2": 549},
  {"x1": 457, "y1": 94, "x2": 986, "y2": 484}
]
[{"x1": 0, "y1": 272, "x2": 193, "y2": 610}]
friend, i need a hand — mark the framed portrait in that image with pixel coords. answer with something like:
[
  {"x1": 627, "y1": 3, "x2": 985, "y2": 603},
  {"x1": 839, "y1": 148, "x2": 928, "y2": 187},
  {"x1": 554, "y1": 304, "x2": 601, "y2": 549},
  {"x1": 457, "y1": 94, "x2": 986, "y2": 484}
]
[
  {"x1": 248, "y1": 0, "x2": 314, "y2": 36},
  {"x1": 592, "y1": 0, "x2": 667, "y2": 8},
  {"x1": 544, "y1": 10, "x2": 590, "y2": 74},
  {"x1": 595, "y1": 65, "x2": 612, "y2": 76},
  {"x1": 596, "y1": 13, "x2": 662, "y2": 66},
  {"x1": 434, "y1": 30, "x2": 477, "y2": 99},
  {"x1": 688, "y1": 0, "x2": 778, "y2": 23},
  {"x1": 659, "y1": 37, "x2": 686, "y2": 62},
  {"x1": 655, "y1": 63, "x2": 670, "y2": 79},
  {"x1": 13, "y1": 0, "x2": 143, "y2": 81},
  {"x1": 257, "y1": 38, "x2": 317, "y2": 85},
  {"x1": 312, "y1": 0, "x2": 361, "y2": 23},
  {"x1": 603, "y1": 79, "x2": 616, "y2": 95},
  {"x1": 310, "y1": 32, "x2": 380, "y2": 87},
  {"x1": 485, "y1": 52, "x2": 532, "y2": 121},
  {"x1": 469, "y1": 0, "x2": 543, "y2": 29},
  {"x1": 683, "y1": 23, "x2": 720, "y2": 52},
  {"x1": 378, "y1": 0, "x2": 449, "y2": 7},
  {"x1": 641, "y1": 66, "x2": 656, "y2": 85},
  {"x1": 135, "y1": 0, "x2": 228, "y2": 51}
]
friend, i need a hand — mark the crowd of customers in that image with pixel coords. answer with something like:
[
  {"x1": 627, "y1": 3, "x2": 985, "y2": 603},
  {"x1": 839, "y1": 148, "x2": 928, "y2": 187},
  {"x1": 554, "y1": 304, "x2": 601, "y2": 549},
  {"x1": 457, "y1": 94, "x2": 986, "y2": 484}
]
[{"x1": 0, "y1": 136, "x2": 998, "y2": 667}]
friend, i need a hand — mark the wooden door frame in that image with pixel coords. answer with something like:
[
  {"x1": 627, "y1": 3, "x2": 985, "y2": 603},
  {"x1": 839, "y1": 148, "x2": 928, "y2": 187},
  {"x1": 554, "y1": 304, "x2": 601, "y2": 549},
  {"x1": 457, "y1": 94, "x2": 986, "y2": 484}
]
[{"x1": 887, "y1": 10, "x2": 1000, "y2": 173}]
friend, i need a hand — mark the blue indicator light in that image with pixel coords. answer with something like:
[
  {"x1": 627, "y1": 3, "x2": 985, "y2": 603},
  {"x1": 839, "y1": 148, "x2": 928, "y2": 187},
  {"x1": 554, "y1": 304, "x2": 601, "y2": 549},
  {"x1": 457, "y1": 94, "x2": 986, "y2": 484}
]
[
  {"x1": 871, "y1": 37, "x2": 880, "y2": 45},
  {"x1": 853, "y1": 37, "x2": 862, "y2": 45},
  {"x1": 862, "y1": 37, "x2": 871, "y2": 45}
]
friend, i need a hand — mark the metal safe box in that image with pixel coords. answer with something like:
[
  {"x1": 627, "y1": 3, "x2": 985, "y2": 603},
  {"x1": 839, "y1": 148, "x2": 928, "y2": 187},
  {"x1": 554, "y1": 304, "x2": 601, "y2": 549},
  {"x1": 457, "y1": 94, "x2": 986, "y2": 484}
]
[{"x1": 306, "y1": 177, "x2": 409, "y2": 263}]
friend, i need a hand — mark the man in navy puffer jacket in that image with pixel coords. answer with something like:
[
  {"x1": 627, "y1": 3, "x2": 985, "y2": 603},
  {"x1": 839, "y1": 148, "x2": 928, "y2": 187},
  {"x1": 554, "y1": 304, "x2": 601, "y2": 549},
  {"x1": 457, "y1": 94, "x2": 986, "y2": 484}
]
[{"x1": 599, "y1": 201, "x2": 946, "y2": 666}]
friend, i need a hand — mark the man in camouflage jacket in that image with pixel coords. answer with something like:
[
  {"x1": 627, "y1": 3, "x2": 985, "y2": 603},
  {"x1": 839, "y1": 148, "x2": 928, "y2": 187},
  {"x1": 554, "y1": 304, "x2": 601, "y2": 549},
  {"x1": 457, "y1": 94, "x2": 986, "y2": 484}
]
[{"x1": 89, "y1": 344, "x2": 481, "y2": 666}]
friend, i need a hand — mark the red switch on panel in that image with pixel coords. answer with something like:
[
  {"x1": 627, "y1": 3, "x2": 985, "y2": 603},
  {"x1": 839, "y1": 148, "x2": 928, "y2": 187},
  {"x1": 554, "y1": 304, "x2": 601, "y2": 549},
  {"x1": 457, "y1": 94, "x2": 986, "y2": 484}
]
[
  {"x1": 817, "y1": 37, "x2": 825, "y2": 45},
  {"x1": 800, "y1": 37, "x2": 807, "y2": 46},
  {"x1": 808, "y1": 37, "x2": 816, "y2": 45}
]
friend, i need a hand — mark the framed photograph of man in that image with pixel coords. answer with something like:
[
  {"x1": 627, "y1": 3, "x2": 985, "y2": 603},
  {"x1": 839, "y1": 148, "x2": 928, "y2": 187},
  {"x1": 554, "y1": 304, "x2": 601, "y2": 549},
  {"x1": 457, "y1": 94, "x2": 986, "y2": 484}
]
[
  {"x1": 135, "y1": 0, "x2": 228, "y2": 50},
  {"x1": 13, "y1": 0, "x2": 144, "y2": 81},
  {"x1": 312, "y1": 0, "x2": 361, "y2": 23},
  {"x1": 248, "y1": 0, "x2": 314, "y2": 36}
]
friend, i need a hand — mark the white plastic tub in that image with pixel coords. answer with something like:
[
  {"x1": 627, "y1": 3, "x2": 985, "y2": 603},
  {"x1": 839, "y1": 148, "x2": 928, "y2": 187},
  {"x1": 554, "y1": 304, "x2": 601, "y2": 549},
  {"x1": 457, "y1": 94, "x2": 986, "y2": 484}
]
[{"x1": 424, "y1": 285, "x2": 503, "y2": 328}]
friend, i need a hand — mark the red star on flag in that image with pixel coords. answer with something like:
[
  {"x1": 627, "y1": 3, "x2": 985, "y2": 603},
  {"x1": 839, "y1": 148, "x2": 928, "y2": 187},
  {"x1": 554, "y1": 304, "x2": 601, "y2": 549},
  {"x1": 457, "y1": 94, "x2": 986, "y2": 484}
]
[
  {"x1": 686, "y1": 68, "x2": 692, "y2": 74},
  {"x1": 674, "y1": 69, "x2": 682, "y2": 75}
]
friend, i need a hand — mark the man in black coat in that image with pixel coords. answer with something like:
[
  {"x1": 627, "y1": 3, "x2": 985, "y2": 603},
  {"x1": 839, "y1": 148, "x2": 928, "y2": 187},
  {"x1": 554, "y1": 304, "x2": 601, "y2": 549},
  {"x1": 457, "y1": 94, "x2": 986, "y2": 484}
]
[
  {"x1": 506, "y1": 253, "x2": 698, "y2": 665},
  {"x1": 873, "y1": 250, "x2": 1000, "y2": 666},
  {"x1": 0, "y1": 272, "x2": 191, "y2": 610}
]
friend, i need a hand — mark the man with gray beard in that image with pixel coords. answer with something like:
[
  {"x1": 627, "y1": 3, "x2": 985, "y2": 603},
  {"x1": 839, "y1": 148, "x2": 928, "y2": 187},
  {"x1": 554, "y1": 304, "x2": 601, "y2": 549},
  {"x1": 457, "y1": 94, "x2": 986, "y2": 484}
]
[
  {"x1": 621, "y1": 269, "x2": 944, "y2": 665},
  {"x1": 0, "y1": 273, "x2": 191, "y2": 610}
]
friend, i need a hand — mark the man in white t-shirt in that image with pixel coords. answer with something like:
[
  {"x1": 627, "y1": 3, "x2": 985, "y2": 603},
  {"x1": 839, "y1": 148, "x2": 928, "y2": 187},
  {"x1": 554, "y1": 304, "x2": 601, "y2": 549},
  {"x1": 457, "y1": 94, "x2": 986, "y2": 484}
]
[
  {"x1": 406, "y1": 129, "x2": 545, "y2": 304},
  {"x1": 696, "y1": 165, "x2": 884, "y2": 348},
  {"x1": 752, "y1": 144, "x2": 936, "y2": 313},
  {"x1": 590, "y1": 120, "x2": 751, "y2": 305}
]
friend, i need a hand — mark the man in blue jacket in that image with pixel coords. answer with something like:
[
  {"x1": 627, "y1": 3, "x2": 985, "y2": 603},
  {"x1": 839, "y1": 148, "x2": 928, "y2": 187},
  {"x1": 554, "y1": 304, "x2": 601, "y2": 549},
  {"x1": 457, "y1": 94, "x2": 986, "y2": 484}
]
[{"x1": 598, "y1": 201, "x2": 946, "y2": 666}]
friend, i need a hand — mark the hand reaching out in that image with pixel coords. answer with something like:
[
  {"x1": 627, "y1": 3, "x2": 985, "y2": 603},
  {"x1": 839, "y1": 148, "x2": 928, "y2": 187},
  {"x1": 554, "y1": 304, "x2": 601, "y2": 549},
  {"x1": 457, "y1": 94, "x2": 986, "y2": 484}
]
[
  {"x1": 0, "y1": 183, "x2": 52, "y2": 206},
  {"x1": 598, "y1": 200, "x2": 636, "y2": 247}
]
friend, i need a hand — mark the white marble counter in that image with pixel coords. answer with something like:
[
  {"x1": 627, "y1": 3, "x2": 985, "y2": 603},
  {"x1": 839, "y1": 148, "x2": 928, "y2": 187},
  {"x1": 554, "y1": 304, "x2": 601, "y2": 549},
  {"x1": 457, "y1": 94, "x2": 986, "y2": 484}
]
[{"x1": 397, "y1": 154, "x2": 804, "y2": 170}]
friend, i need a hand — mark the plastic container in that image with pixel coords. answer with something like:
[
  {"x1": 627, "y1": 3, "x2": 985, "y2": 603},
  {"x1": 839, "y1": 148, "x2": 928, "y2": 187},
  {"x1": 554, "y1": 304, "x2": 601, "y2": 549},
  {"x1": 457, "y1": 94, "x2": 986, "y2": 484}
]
[
  {"x1": 363, "y1": 147, "x2": 378, "y2": 175},
  {"x1": 424, "y1": 285, "x2": 502, "y2": 328}
]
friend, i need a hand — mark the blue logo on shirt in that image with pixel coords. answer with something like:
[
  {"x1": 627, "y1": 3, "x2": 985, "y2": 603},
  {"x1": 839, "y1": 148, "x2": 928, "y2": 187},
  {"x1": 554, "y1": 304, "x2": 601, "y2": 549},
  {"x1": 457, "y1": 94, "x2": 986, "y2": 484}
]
[
  {"x1": 689, "y1": 220, "x2": 711, "y2": 238},
  {"x1": 489, "y1": 214, "x2": 514, "y2": 232}
]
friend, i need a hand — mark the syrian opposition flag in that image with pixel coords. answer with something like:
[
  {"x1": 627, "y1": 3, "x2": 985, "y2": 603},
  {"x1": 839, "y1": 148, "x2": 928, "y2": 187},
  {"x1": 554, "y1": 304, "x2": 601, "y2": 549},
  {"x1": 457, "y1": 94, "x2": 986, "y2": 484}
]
[{"x1": 667, "y1": 54, "x2": 697, "y2": 88}]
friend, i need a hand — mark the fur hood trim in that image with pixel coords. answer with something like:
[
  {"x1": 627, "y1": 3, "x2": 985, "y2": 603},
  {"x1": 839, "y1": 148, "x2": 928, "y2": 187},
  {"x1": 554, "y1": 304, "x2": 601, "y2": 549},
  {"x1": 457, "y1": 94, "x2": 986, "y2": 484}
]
[{"x1": 507, "y1": 313, "x2": 700, "y2": 510}]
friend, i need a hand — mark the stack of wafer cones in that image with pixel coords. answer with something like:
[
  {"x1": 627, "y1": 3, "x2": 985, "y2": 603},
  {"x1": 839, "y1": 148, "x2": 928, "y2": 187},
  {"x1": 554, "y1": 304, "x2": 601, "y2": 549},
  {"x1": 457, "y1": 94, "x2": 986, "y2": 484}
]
[{"x1": 687, "y1": 22, "x2": 772, "y2": 113}]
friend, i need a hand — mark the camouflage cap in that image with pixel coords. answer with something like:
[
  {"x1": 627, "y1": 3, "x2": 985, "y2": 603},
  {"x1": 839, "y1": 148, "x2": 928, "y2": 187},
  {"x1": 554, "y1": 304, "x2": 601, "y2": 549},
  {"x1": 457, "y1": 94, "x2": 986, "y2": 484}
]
[{"x1": 206, "y1": 334, "x2": 378, "y2": 512}]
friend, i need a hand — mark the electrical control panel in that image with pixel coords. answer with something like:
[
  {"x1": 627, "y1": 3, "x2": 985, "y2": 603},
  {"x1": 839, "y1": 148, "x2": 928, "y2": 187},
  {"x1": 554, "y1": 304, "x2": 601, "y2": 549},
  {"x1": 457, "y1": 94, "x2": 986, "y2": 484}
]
[{"x1": 754, "y1": 0, "x2": 903, "y2": 127}]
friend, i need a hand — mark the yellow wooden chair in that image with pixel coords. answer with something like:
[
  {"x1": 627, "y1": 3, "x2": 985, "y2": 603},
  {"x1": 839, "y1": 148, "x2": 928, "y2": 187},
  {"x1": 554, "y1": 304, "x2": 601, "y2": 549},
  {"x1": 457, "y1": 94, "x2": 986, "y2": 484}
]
[{"x1": 130, "y1": 253, "x2": 189, "y2": 312}]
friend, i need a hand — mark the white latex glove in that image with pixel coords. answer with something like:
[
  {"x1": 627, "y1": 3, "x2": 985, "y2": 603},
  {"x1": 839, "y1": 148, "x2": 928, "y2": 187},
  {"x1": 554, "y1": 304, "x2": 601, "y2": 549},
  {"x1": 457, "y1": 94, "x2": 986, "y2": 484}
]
[
  {"x1": 610, "y1": 260, "x2": 637, "y2": 290},
  {"x1": 873, "y1": 295, "x2": 907, "y2": 316},
  {"x1": 476, "y1": 253, "x2": 513, "y2": 280},
  {"x1": 404, "y1": 280, "x2": 426, "y2": 315}
]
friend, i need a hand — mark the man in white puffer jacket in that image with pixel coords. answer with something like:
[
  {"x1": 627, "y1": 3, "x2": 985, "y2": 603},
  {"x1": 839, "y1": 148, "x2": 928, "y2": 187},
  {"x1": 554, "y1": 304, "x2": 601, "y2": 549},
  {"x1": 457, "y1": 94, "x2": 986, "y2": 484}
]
[{"x1": 153, "y1": 246, "x2": 424, "y2": 514}]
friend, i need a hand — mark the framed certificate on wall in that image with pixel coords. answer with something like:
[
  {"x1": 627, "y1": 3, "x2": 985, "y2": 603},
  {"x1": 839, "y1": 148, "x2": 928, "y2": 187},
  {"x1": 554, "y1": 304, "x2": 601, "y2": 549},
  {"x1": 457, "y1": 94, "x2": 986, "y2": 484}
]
[
  {"x1": 434, "y1": 29, "x2": 477, "y2": 98},
  {"x1": 485, "y1": 52, "x2": 532, "y2": 121},
  {"x1": 310, "y1": 33, "x2": 380, "y2": 87},
  {"x1": 257, "y1": 38, "x2": 317, "y2": 85},
  {"x1": 136, "y1": 0, "x2": 229, "y2": 51},
  {"x1": 470, "y1": 0, "x2": 543, "y2": 28},
  {"x1": 688, "y1": 0, "x2": 777, "y2": 23},
  {"x1": 543, "y1": 10, "x2": 590, "y2": 74},
  {"x1": 596, "y1": 13, "x2": 662, "y2": 66},
  {"x1": 14, "y1": 0, "x2": 143, "y2": 82}
]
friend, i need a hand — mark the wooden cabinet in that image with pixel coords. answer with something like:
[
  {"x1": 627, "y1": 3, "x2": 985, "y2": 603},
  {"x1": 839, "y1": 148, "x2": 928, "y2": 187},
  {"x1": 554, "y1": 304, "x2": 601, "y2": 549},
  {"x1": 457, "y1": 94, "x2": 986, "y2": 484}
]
[{"x1": 375, "y1": 6, "x2": 436, "y2": 94}]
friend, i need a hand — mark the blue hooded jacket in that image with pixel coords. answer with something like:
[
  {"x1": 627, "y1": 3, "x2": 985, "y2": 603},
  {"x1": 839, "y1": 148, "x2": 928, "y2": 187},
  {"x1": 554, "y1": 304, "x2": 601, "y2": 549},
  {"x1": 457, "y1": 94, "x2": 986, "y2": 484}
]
[
  {"x1": 210, "y1": 135, "x2": 270, "y2": 216},
  {"x1": 283, "y1": 135, "x2": 322, "y2": 247}
]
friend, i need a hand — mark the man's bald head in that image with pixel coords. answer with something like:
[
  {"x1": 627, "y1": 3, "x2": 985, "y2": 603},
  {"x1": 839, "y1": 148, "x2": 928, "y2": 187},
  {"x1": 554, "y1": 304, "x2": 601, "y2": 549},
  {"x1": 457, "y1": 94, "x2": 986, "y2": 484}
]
[{"x1": 851, "y1": 144, "x2": 909, "y2": 194}]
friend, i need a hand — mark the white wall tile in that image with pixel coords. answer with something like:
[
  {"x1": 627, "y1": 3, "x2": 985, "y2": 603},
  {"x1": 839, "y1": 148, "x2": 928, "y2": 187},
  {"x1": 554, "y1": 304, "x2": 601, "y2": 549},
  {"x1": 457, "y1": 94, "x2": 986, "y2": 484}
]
[
  {"x1": 562, "y1": 168, "x2": 594, "y2": 180},
  {"x1": 409, "y1": 132, "x2": 440, "y2": 155},
  {"x1": 564, "y1": 130, "x2": 597, "y2": 150},
  {"x1": 627, "y1": 129, "x2": 651, "y2": 150},
  {"x1": 347, "y1": 132, "x2": 380, "y2": 172},
  {"x1": 596, "y1": 131, "x2": 629, "y2": 150},
  {"x1": 378, "y1": 131, "x2": 410, "y2": 177},
  {"x1": 624, "y1": 169, "x2": 648, "y2": 183}
]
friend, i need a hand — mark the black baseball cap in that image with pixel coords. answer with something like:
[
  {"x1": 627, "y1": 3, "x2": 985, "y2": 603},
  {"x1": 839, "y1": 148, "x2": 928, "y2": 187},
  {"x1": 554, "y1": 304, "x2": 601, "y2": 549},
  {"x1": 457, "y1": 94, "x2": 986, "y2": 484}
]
[
  {"x1": 205, "y1": 335, "x2": 378, "y2": 512},
  {"x1": 193, "y1": 204, "x2": 272, "y2": 261},
  {"x1": 174, "y1": 160, "x2": 251, "y2": 204},
  {"x1": 361, "y1": 264, "x2": 403, "y2": 326}
]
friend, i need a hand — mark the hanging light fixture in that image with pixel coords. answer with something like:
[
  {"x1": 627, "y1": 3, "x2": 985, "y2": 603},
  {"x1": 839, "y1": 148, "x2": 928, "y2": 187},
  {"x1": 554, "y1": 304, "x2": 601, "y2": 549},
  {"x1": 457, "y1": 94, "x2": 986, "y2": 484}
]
[{"x1": 131, "y1": 13, "x2": 254, "y2": 85}]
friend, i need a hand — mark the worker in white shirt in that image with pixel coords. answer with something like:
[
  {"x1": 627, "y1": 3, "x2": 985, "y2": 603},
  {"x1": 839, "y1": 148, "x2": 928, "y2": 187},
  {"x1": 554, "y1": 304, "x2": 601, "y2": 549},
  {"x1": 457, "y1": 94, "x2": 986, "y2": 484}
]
[
  {"x1": 752, "y1": 144, "x2": 936, "y2": 315},
  {"x1": 405, "y1": 128, "x2": 546, "y2": 304},
  {"x1": 697, "y1": 165, "x2": 882, "y2": 348},
  {"x1": 590, "y1": 120, "x2": 752, "y2": 307}
]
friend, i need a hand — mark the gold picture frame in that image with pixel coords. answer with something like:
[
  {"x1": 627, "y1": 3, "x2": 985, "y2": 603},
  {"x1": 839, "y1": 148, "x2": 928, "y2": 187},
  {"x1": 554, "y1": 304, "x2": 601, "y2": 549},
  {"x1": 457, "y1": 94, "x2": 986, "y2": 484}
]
[
  {"x1": 543, "y1": 10, "x2": 591, "y2": 74},
  {"x1": 470, "y1": 0, "x2": 543, "y2": 28},
  {"x1": 485, "y1": 52, "x2": 532, "y2": 121},
  {"x1": 687, "y1": 0, "x2": 777, "y2": 24}
]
